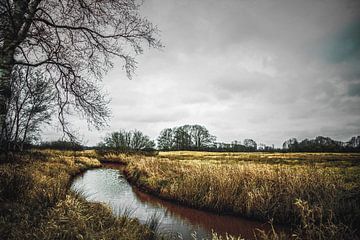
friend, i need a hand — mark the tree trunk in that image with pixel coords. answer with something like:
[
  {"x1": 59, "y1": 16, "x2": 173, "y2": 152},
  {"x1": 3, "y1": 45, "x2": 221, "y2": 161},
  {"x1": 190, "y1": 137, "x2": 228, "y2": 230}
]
[
  {"x1": 20, "y1": 105, "x2": 34, "y2": 151},
  {"x1": 0, "y1": 0, "x2": 32, "y2": 152}
]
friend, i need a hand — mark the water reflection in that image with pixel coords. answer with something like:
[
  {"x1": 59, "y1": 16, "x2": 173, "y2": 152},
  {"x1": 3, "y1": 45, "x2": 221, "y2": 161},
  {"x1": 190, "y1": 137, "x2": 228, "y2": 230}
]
[
  {"x1": 71, "y1": 167, "x2": 274, "y2": 240},
  {"x1": 133, "y1": 188, "x2": 272, "y2": 239}
]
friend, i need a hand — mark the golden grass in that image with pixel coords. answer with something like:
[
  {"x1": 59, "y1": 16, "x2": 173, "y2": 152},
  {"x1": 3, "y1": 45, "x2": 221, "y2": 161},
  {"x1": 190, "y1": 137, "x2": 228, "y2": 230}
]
[
  {"x1": 158, "y1": 151, "x2": 360, "y2": 166},
  {"x1": 0, "y1": 150, "x2": 158, "y2": 240},
  {"x1": 123, "y1": 151, "x2": 360, "y2": 239},
  {"x1": 5, "y1": 150, "x2": 356, "y2": 239}
]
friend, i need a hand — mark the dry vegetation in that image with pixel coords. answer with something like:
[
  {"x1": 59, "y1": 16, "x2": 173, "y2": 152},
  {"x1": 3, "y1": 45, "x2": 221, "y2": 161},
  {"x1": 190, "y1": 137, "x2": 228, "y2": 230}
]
[
  {"x1": 0, "y1": 150, "x2": 158, "y2": 240},
  {"x1": 2, "y1": 150, "x2": 359, "y2": 240},
  {"x1": 121, "y1": 151, "x2": 360, "y2": 239}
]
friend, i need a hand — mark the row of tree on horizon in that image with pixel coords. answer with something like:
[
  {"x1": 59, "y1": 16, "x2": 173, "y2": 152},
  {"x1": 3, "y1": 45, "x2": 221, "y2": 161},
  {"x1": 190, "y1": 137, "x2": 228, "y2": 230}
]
[{"x1": 37, "y1": 124, "x2": 360, "y2": 153}]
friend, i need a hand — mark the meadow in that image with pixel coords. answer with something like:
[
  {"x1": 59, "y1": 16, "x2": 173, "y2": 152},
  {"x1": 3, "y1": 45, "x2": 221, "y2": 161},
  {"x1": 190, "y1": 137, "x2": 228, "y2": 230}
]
[
  {"x1": 0, "y1": 150, "x2": 159, "y2": 240},
  {"x1": 1, "y1": 150, "x2": 359, "y2": 240},
  {"x1": 121, "y1": 151, "x2": 360, "y2": 239}
]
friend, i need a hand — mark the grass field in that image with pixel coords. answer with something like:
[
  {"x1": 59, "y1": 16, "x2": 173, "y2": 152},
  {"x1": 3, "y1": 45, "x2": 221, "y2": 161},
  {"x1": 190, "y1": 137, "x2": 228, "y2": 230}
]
[
  {"x1": 122, "y1": 151, "x2": 360, "y2": 239},
  {"x1": 2, "y1": 150, "x2": 359, "y2": 239},
  {"x1": 0, "y1": 150, "x2": 158, "y2": 240}
]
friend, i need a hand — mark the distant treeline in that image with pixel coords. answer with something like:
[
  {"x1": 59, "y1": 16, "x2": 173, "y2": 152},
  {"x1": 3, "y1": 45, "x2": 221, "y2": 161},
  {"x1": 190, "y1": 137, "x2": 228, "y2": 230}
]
[
  {"x1": 156, "y1": 124, "x2": 262, "y2": 151},
  {"x1": 35, "y1": 140, "x2": 84, "y2": 151},
  {"x1": 157, "y1": 125, "x2": 216, "y2": 150},
  {"x1": 157, "y1": 124, "x2": 360, "y2": 152},
  {"x1": 282, "y1": 136, "x2": 360, "y2": 152},
  {"x1": 33, "y1": 125, "x2": 360, "y2": 153}
]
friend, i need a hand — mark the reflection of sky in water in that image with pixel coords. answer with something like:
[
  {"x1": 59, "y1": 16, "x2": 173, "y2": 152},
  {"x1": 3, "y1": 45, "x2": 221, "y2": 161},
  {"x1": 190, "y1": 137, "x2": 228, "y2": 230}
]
[
  {"x1": 71, "y1": 168, "x2": 274, "y2": 240},
  {"x1": 71, "y1": 168, "x2": 208, "y2": 239}
]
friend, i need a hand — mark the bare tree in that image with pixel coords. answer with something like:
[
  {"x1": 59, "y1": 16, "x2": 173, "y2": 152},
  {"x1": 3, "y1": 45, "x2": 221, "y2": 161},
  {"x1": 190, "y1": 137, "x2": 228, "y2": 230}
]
[
  {"x1": 173, "y1": 125, "x2": 192, "y2": 150},
  {"x1": 131, "y1": 129, "x2": 154, "y2": 150},
  {"x1": 4, "y1": 66, "x2": 54, "y2": 150},
  {"x1": 157, "y1": 128, "x2": 173, "y2": 150},
  {"x1": 158, "y1": 125, "x2": 216, "y2": 150},
  {"x1": 243, "y1": 139, "x2": 257, "y2": 151},
  {"x1": 0, "y1": 0, "x2": 161, "y2": 150},
  {"x1": 101, "y1": 129, "x2": 154, "y2": 151},
  {"x1": 190, "y1": 124, "x2": 216, "y2": 149}
]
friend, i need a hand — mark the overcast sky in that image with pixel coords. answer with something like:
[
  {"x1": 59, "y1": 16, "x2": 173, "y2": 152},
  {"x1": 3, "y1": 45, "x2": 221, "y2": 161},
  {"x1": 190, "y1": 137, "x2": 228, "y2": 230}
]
[{"x1": 44, "y1": 0, "x2": 360, "y2": 147}]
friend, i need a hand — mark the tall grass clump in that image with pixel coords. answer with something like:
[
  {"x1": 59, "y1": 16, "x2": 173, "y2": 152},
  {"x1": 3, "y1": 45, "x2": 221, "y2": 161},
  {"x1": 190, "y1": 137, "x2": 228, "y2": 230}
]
[
  {"x1": 0, "y1": 150, "x2": 159, "y2": 240},
  {"x1": 31, "y1": 192, "x2": 154, "y2": 240},
  {"x1": 0, "y1": 164, "x2": 34, "y2": 201},
  {"x1": 124, "y1": 152, "x2": 360, "y2": 239},
  {"x1": 291, "y1": 199, "x2": 358, "y2": 239},
  {"x1": 145, "y1": 213, "x2": 162, "y2": 240}
]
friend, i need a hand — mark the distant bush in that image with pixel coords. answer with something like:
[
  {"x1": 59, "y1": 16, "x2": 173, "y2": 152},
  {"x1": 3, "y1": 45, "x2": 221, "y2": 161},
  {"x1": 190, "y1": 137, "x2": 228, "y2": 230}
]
[
  {"x1": 98, "y1": 129, "x2": 155, "y2": 153},
  {"x1": 36, "y1": 140, "x2": 84, "y2": 151}
]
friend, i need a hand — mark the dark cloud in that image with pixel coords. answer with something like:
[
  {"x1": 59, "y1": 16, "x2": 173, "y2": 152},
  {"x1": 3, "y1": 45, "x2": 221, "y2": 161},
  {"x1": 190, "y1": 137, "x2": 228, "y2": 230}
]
[
  {"x1": 324, "y1": 20, "x2": 360, "y2": 63},
  {"x1": 348, "y1": 83, "x2": 360, "y2": 96},
  {"x1": 42, "y1": 0, "x2": 360, "y2": 147}
]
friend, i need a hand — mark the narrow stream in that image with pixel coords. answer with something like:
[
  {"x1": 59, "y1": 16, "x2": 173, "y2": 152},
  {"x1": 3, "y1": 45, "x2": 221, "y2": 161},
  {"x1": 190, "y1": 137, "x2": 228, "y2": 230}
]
[{"x1": 71, "y1": 165, "x2": 274, "y2": 240}]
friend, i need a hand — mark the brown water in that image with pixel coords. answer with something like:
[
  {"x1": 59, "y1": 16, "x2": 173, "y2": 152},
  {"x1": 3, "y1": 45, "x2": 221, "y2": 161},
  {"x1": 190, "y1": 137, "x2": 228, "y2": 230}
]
[{"x1": 71, "y1": 165, "x2": 275, "y2": 240}]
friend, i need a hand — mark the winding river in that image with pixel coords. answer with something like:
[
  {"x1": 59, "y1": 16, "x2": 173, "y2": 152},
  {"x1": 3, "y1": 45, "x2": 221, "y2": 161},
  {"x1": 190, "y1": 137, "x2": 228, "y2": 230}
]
[{"x1": 70, "y1": 164, "x2": 275, "y2": 240}]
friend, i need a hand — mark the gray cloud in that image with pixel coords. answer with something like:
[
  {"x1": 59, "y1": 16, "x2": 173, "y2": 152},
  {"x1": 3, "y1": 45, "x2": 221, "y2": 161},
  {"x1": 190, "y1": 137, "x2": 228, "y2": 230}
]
[
  {"x1": 323, "y1": 19, "x2": 360, "y2": 63},
  {"x1": 42, "y1": 0, "x2": 360, "y2": 147},
  {"x1": 348, "y1": 83, "x2": 360, "y2": 96}
]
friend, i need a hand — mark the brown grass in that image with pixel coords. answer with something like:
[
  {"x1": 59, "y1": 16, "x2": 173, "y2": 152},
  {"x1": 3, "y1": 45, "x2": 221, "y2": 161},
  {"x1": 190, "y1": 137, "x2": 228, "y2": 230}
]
[
  {"x1": 123, "y1": 151, "x2": 360, "y2": 239},
  {"x1": 0, "y1": 150, "x2": 158, "y2": 240}
]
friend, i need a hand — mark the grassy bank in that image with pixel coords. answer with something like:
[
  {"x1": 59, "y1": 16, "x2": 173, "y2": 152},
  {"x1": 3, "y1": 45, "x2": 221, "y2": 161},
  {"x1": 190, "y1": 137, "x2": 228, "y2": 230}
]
[
  {"x1": 0, "y1": 150, "x2": 158, "y2": 240},
  {"x1": 122, "y1": 151, "x2": 360, "y2": 239}
]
